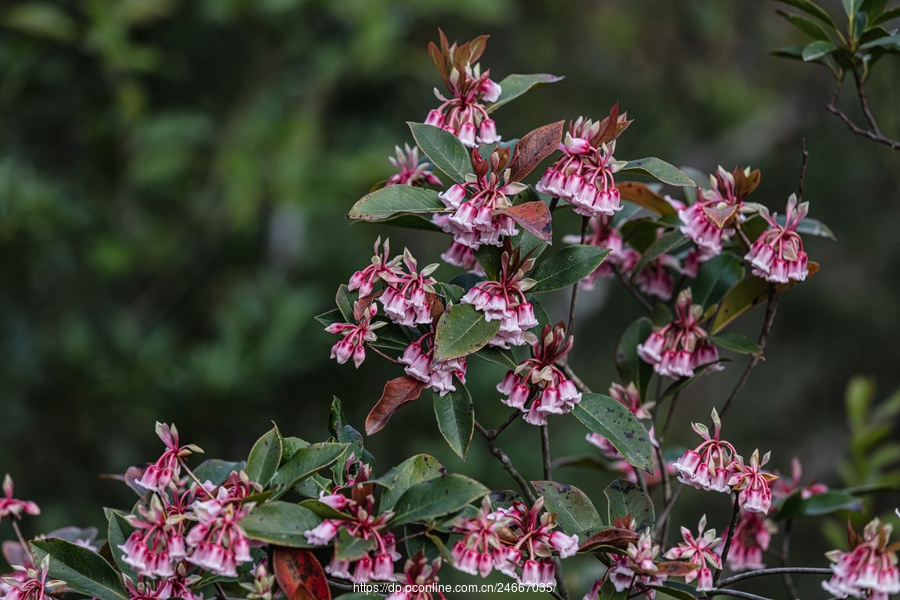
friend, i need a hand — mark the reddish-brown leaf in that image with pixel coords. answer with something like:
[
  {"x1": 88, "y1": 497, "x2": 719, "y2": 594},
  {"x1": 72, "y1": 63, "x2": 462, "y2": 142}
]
[
  {"x1": 578, "y1": 527, "x2": 640, "y2": 551},
  {"x1": 492, "y1": 201, "x2": 552, "y2": 242},
  {"x1": 466, "y1": 34, "x2": 490, "y2": 64},
  {"x1": 702, "y1": 203, "x2": 739, "y2": 228},
  {"x1": 617, "y1": 181, "x2": 676, "y2": 216},
  {"x1": 735, "y1": 167, "x2": 762, "y2": 200},
  {"x1": 365, "y1": 376, "x2": 428, "y2": 435},
  {"x1": 428, "y1": 42, "x2": 448, "y2": 86},
  {"x1": 273, "y1": 547, "x2": 331, "y2": 600},
  {"x1": 508, "y1": 120, "x2": 564, "y2": 182},
  {"x1": 429, "y1": 294, "x2": 445, "y2": 326},
  {"x1": 652, "y1": 561, "x2": 699, "y2": 577}
]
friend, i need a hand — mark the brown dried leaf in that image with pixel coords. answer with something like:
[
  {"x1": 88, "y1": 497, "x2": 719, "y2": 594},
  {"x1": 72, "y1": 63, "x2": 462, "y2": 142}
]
[
  {"x1": 508, "y1": 121, "x2": 564, "y2": 182},
  {"x1": 365, "y1": 376, "x2": 428, "y2": 435},
  {"x1": 492, "y1": 201, "x2": 552, "y2": 242},
  {"x1": 652, "y1": 561, "x2": 699, "y2": 577},
  {"x1": 273, "y1": 547, "x2": 331, "y2": 600},
  {"x1": 578, "y1": 527, "x2": 640, "y2": 551}
]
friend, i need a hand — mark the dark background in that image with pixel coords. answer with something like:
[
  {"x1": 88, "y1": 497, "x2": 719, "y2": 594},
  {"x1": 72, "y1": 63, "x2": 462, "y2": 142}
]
[{"x1": 1, "y1": 0, "x2": 898, "y2": 597}]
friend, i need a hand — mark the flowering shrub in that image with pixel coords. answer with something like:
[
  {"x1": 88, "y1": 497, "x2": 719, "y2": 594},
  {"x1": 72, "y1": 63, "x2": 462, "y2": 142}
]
[{"x1": 2, "y1": 30, "x2": 899, "y2": 600}]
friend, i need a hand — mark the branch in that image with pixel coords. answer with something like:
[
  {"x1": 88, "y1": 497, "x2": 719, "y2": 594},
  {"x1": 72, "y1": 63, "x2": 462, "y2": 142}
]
[
  {"x1": 613, "y1": 266, "x2": 654, "y2": 313},
  {"x1": 540, "y1": 423, "x2": 553, "y2": 480},
  {"x1": 474, "y1": 420, "x2": 537, "y2": 505},
  {"x1": 779, "y1": 520, "x2": 800, "y2": 599},
  {"x1": 713, "y1": 493, "x2": 743, "y2": 587},
  {"x1": 567, "y1": 216, "x2": 590, "y2": 335},
  {"x1": 717, "y1": 567, "x2": 832, "y2": 589},
  {"x1": 825, "y1": 75, "x2": 900, "y2": 151},
  {"x1": 719, "y1": 287, "x2": 780, "y2": 418},
  {"x1": 561, "y1": 361, "x2": 592, "y2": 393}
]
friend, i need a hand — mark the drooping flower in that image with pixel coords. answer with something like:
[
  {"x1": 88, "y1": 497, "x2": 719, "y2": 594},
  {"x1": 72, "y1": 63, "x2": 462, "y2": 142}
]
[
  {"x1": 461, "y1": 247, "x2": 538, "y2": 348},
  {"x1": 379, "y1": 249, "x2": 439, "y2": 327},
  {"x1": 436, "y1": 147, "x2": 524, "y2": 253},
  {"x1": 637, "y1": 289, "x2": 720, "y2": 378},
  {"x1": 450, "y1": 498, "x2": 512, "y2": 579},
  {"x1": 536, "y1": 110, "x2": 631, "y2": 218},
  {"x1": 347, "y1": 238, "x2": 402, "y2": 298},
  {"x1": 497, "y1": 323, "x2": 582, "y2": 426},
  {"x1": 678, "y1": 166, "x2": 760, "y2": 255},
  {"x1": 185, "y1": 488, "x2": 255, "y2": 577},
  {"x1": 823, "y1": 516, "x2": 900, "y2": 600},
  {"x1": 746, "y1": 194, "x2": 810, "y2": 283},
  {"x1": 664, "y1": 515, "x2": 722, "y2": 591},
  {"x1": 399, "y1": 334, "x2": 467, "y2": 397},
  {"x1": 0, "y1": 476, "x2": 40, "y2": 523},
  {"x1": 325, "y1": 301, "x2": 386, "y2": 369},
  {"x1": 672, "y1": 409, "x2": 739, "y2": 493},
  {"x1": 634, "y1": 253, "x2": 681, "y2": 302},
  {"x1": 723, "y1": 511, "x2": 776, "y2": 572},
  {"x1": 728, "y1": 449, "x2": 778, "y2": 514},
  {"x1": 135, "y1": 423, "x2": 202, "y2": 493},
  {"x1": 597, "y1": 529, "x2": 667, "y2": 600},
  {"x1": 387, "y1": 553, "x2": 446, "y2": 600},
  {"x1": 123, "y1": 577, "x2": 175, "y2": 600},
  {"x1": 425, "y1": 32, "x2": 502, "y2": 147},
  {"x1": 1, "y1": 557, "x2": 65, "y2": 600},
  {"x1": 386, "y1": 144, "x2": 442, "y2": 188},
  {"x1": 562, "y1": 216, "x2": 639, "y2": 289},
  {"x1": 119, "y1": 494, "x2": 187, "y2": 578},
  {"x1": 771, "y1": 456, "x2": 829, "y2": 501}
]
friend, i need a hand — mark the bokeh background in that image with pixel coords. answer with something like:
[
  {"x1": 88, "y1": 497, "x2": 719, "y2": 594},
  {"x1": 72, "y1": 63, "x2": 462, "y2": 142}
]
[{"x1": 1, "y1": 0, "x2": 899, "y2": 597}]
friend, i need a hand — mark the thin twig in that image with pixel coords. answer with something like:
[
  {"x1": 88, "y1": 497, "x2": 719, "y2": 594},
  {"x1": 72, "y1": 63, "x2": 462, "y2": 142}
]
[
  {"x1": 654, "y1": 444, "x2": 673, "y2": 545},
  {"x1": 713, "y1": 494, "x2": 743, "y2": 586},
  {"x1": 180, "y1": 460, "x2": 218, "y2": 500},
  {"x1": 613, "y1": 266, "x2": 654, "y2": 313},
  {"x1": 719, "y1": 289, "x2": 780, "y2": 418},
  {"x1": 796, "y1": 139, "x2": 809, "y2": 202},
  {"x1": 213, "y1": 582, "x2": 229, "y2": 600},
  {"x1": 541, "y1": 424, "x2": 553, "y2": 481},
  {"x1": 10, "y1": 520, "x2": 32, "y2": 559},
  {"x1": 717, "y1": 567, "x2": 833, "y2": 588},
  {"x1": 567, "y1": 216, "x2": 590, "y2": 335},
  {"x1": 474, "y1": 420, "x2": 537, "y2": 505},
  {"x1": 494, "y1": 410, "x2": 521, "y2": 438},
  {"x1": 660, "y1": 391, "x2": 682, "y2": 440},
  {"x1": 779, "y1": 520, "x2": 800, "y2": 599},
  {"x1": 369, "y1": 345, "x2": 400, "y2": 364},
  {"x1": 825, "y1": 76, "x2": 900, "y2": 151}
]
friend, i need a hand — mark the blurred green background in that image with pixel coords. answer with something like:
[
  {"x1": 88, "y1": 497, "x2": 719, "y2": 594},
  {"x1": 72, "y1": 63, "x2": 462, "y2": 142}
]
[{"x1": 1, "y1": 0, "x2": 898, "y2": 597}]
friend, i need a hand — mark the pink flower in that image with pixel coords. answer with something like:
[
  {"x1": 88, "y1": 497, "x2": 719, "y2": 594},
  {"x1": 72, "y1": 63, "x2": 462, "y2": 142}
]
[
  {"x1": 673, "y1": 409, "x2": 739, "y2": 493},
  {"x1": 634, "y1": 254, "x2": 680, "y2": 301},
  {"x1": 325, "y1": 301, "x2": 386, "y2": 369},
  {"x1": 135, "y1": 423, "x2": 201, "y2": 493},
  {"x1": 440, "y1": 241, "x2": 476, "y2": 270},
  {"x1": 119, "y1": 494, "x2": 187, "y2": 578},
  {"x1": 596, "y1": 530, "x2": 666, "y2": 600},
  {"x1": 123, "y1": 577, "x2": 174, "y2": 600},
  {"x1": 678, "y1": 166, "x2": 758, "y2": 255},
  {"x1": 380, "y1": 249, "x2": 439, "y2": 327},
  {"x1": 425, "y1": 33, "x2": 502, "y2": 148},
  {"x1": 185, "y1": 493, "x2": 255, "y2": 577},
  {"x1": 637, "y1": 289, "x2": 720, "y2": 378},
  {"x1": 724, "y1": 511, "x2": 776, "y2": 572},
  {"x1": 399, "y1": 337, "x2": 467, "y2": 397},
  {"x1": 771, "y1": 456, "x2": 829, "y2": 501},
  {"x1": 386, "y1": 144, "x2": 442, "y2": 188},
  {"x1": 1, "y1": 557, "x2": 65, "y2": 600},
  {"x1": 536, "y1": 115, "x2": 629, "y2": 218},
  {"x1": 746, "y1": 194, "x2": 810, "y2": 283},
  {"x1": 348, "y1": 238, "x2": 402, "y2": 298},
  {"x1": 728, "y1": 449, "x2": 778, "y2": 514},
  {"x1": 387, "y1": 553, "x2": 446, "y2": 600},
  {"x1": 562, "y1": 216, "x2": 639, "y2": 289},
  {"x1": 665, "y1": 515, "x2": 722, "y2": 591},
  {"x1": 497, "y1": 323, "x2": 582, "y2": 426},
  {"x1": 823, "y1": 517, "x2": 900, "y2": 600},
  {"x1": 0, "y1": 475, "x2": 40, "y2": 522}
]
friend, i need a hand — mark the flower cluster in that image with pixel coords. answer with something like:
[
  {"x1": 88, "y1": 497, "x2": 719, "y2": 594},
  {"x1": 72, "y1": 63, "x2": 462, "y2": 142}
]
[
  {"x1": 537, "y1": 112, "x2": 630, "y2": 217},
  {"x1": 678, "y1": 166, "x2": 758, "y2": 255},
  {"x1": 1, "y1": 557, "x2": 65, "y2": 600},
  {"x1": 304, "y1": 458, "x2": 401, "y2": 583},
  {"x1": 387, "y1": 554, "x2": 445, "y2": 600},
  {"x1": 724, "y1": 511, "x2": 776, "y2": 572},
  {"x1": 325, "y1": 301, "x2": 384, "y2": 369},
  {"x1": 586, "y1": 522, "x2": 667, "y2": 600},
  {"x1": 399, "y1": 335, "x2": 467, "y2": 397},
  {"x1": 454, "y1": 497, "x2": 577, "y2": 585},
  {"x1": 425, "y1": 31, "x2": 501, "y2": 148},
  {"x1": 823, "y1": 516, "x2": 900, "y2": 600},
  {"x1": 0, "y1": 476, "x2": 40, "y2": 523},
  {"x1": 386, "y1": 144, "x2": 442, "y2": 188},
  {"x1": 134, "y1": 423, "x2": 202, "y2": 493},
  {"x1": 746, "y1": 194, "x2": 810, "y2": 283},
  {"x1": 562, "y1": 216, "x2": 638, "y2": 290},
  {"x1": 673, "y1": 410, "x2": 778, "y2": 514},
  {"x1": 461, "y1": 247, "x2": 538, "y2": 348},
  {"x1": 664, "y1": 515, "x2": 722, "y2": 591},
  {"x1": 497, "y1": 323, "x2": 582, "y2": 425},
  {"x1": 637, "y1": 289, "x2": 719, "y2": 378}
]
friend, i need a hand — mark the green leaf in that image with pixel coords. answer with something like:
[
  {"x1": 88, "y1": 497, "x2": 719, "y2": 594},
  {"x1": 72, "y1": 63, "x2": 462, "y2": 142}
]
[
  {"x1": 474, "y1": 346, "x2": 518, "y2": 369},
  {"x1": 270, "y1": 443, "x2": 349, "y2": 498},
  {"x1": 106, "y1": 511, "x2": 137, "y2": 580},
  {"x1": 239, "y1": 501, "x2": 322, "y2": 547},
  {"x1": 438, "y1": 282, "x2": 466, "y2": 304},
  {"x1": 531, "y1": 480, "x2": 604, "y2": 537},
  {"x1": 433, "y1": 385, "x2": 474, "y2": 461},
  {"x1": 314, "y1": 308, "x2": 343, "y2": 327},
  {"x1": 619, "y1": 158, "x2": 696, "y2": 187},
  {"x1": 775, "y1": 0, "x2": 838, "y2": 28},
  {"x1": 390, "y1": 474, "x2": 489, "y2": 526},
  {"x1": 843, "y1": 0, "x2": 860, "y2": 17},
  {"x1": 604, "y1": 479, "x2": 656, "y2": 532},
  {"x1": 473, "y1": 245, "x2": 501, "y2": 280},
  {"x1": 433, "y1": 303, "x2": 500, "y2": 362},
  {"x1": 193, "y1": 459, "x2": 245, "y2": 486},
  {"x1": 348, "y1": 185, "x2": 445, "y2": 221},
  {"x1": 373, "y1": 454, "x2": 445, "y2": 513},
  {"x1": 530, "y1": 245, "x2": 611, "y2": 293},
  {"x1": 873, "y1": 6, "x2": 900, "y2": 25},
  {"x1": 485, "y1": 73, "x2": 564, "y2": 113},
  {"x1": 691, "y1": 254, "x2": 745, "y2": 308},
  {"x1": 573, "y1": 393, "x2": 655, "y2": 473},
  {"x1": 777, "y1": 9, "x2": 835, "y2": 40},
  {"x1": 859, "y1": 33, "x2": 900, "y2": 49},
  {"x1": 335, "y1": 529, "x2": 376, "y2": 561},
  {"x1": 708, "y1": 332, "x2": 763, "y2": 356},
  {"x1": 335, "y1": 284, "x2": 354, "y2": 322},
  {"x1": 246, "y1": 424, "x2": 283, "y2": 487},
  {"x1": 299, "y1": 499, "x2": 352, "y2": 520},
  {"x1": 771, "y1": 46, "x2": 808, "y2": 61},
  {"x1": 596, "y1": 578, "x2": 628, "y2": 600},
  {"x1": 802, "y1": 39, "x2": 839, "y2": 61},
  {"x1": 776, "y1": 490, "x2": 863, "y2": 519},
  {"x1": 408, "y1": 122, "x2": 471, "y2": 184},
  {"x1": 631, "y1": 229, "x2": 687, "y2": 280},
  {"x1": 615, "y1": 318, "x2": 654, "y2": 402},
  {"x1": 711, "y1": 277, "x2": 771, "y2": 334},
  {"x1": 30, "y1": 540, "x2": 128, "y2": 600}
]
